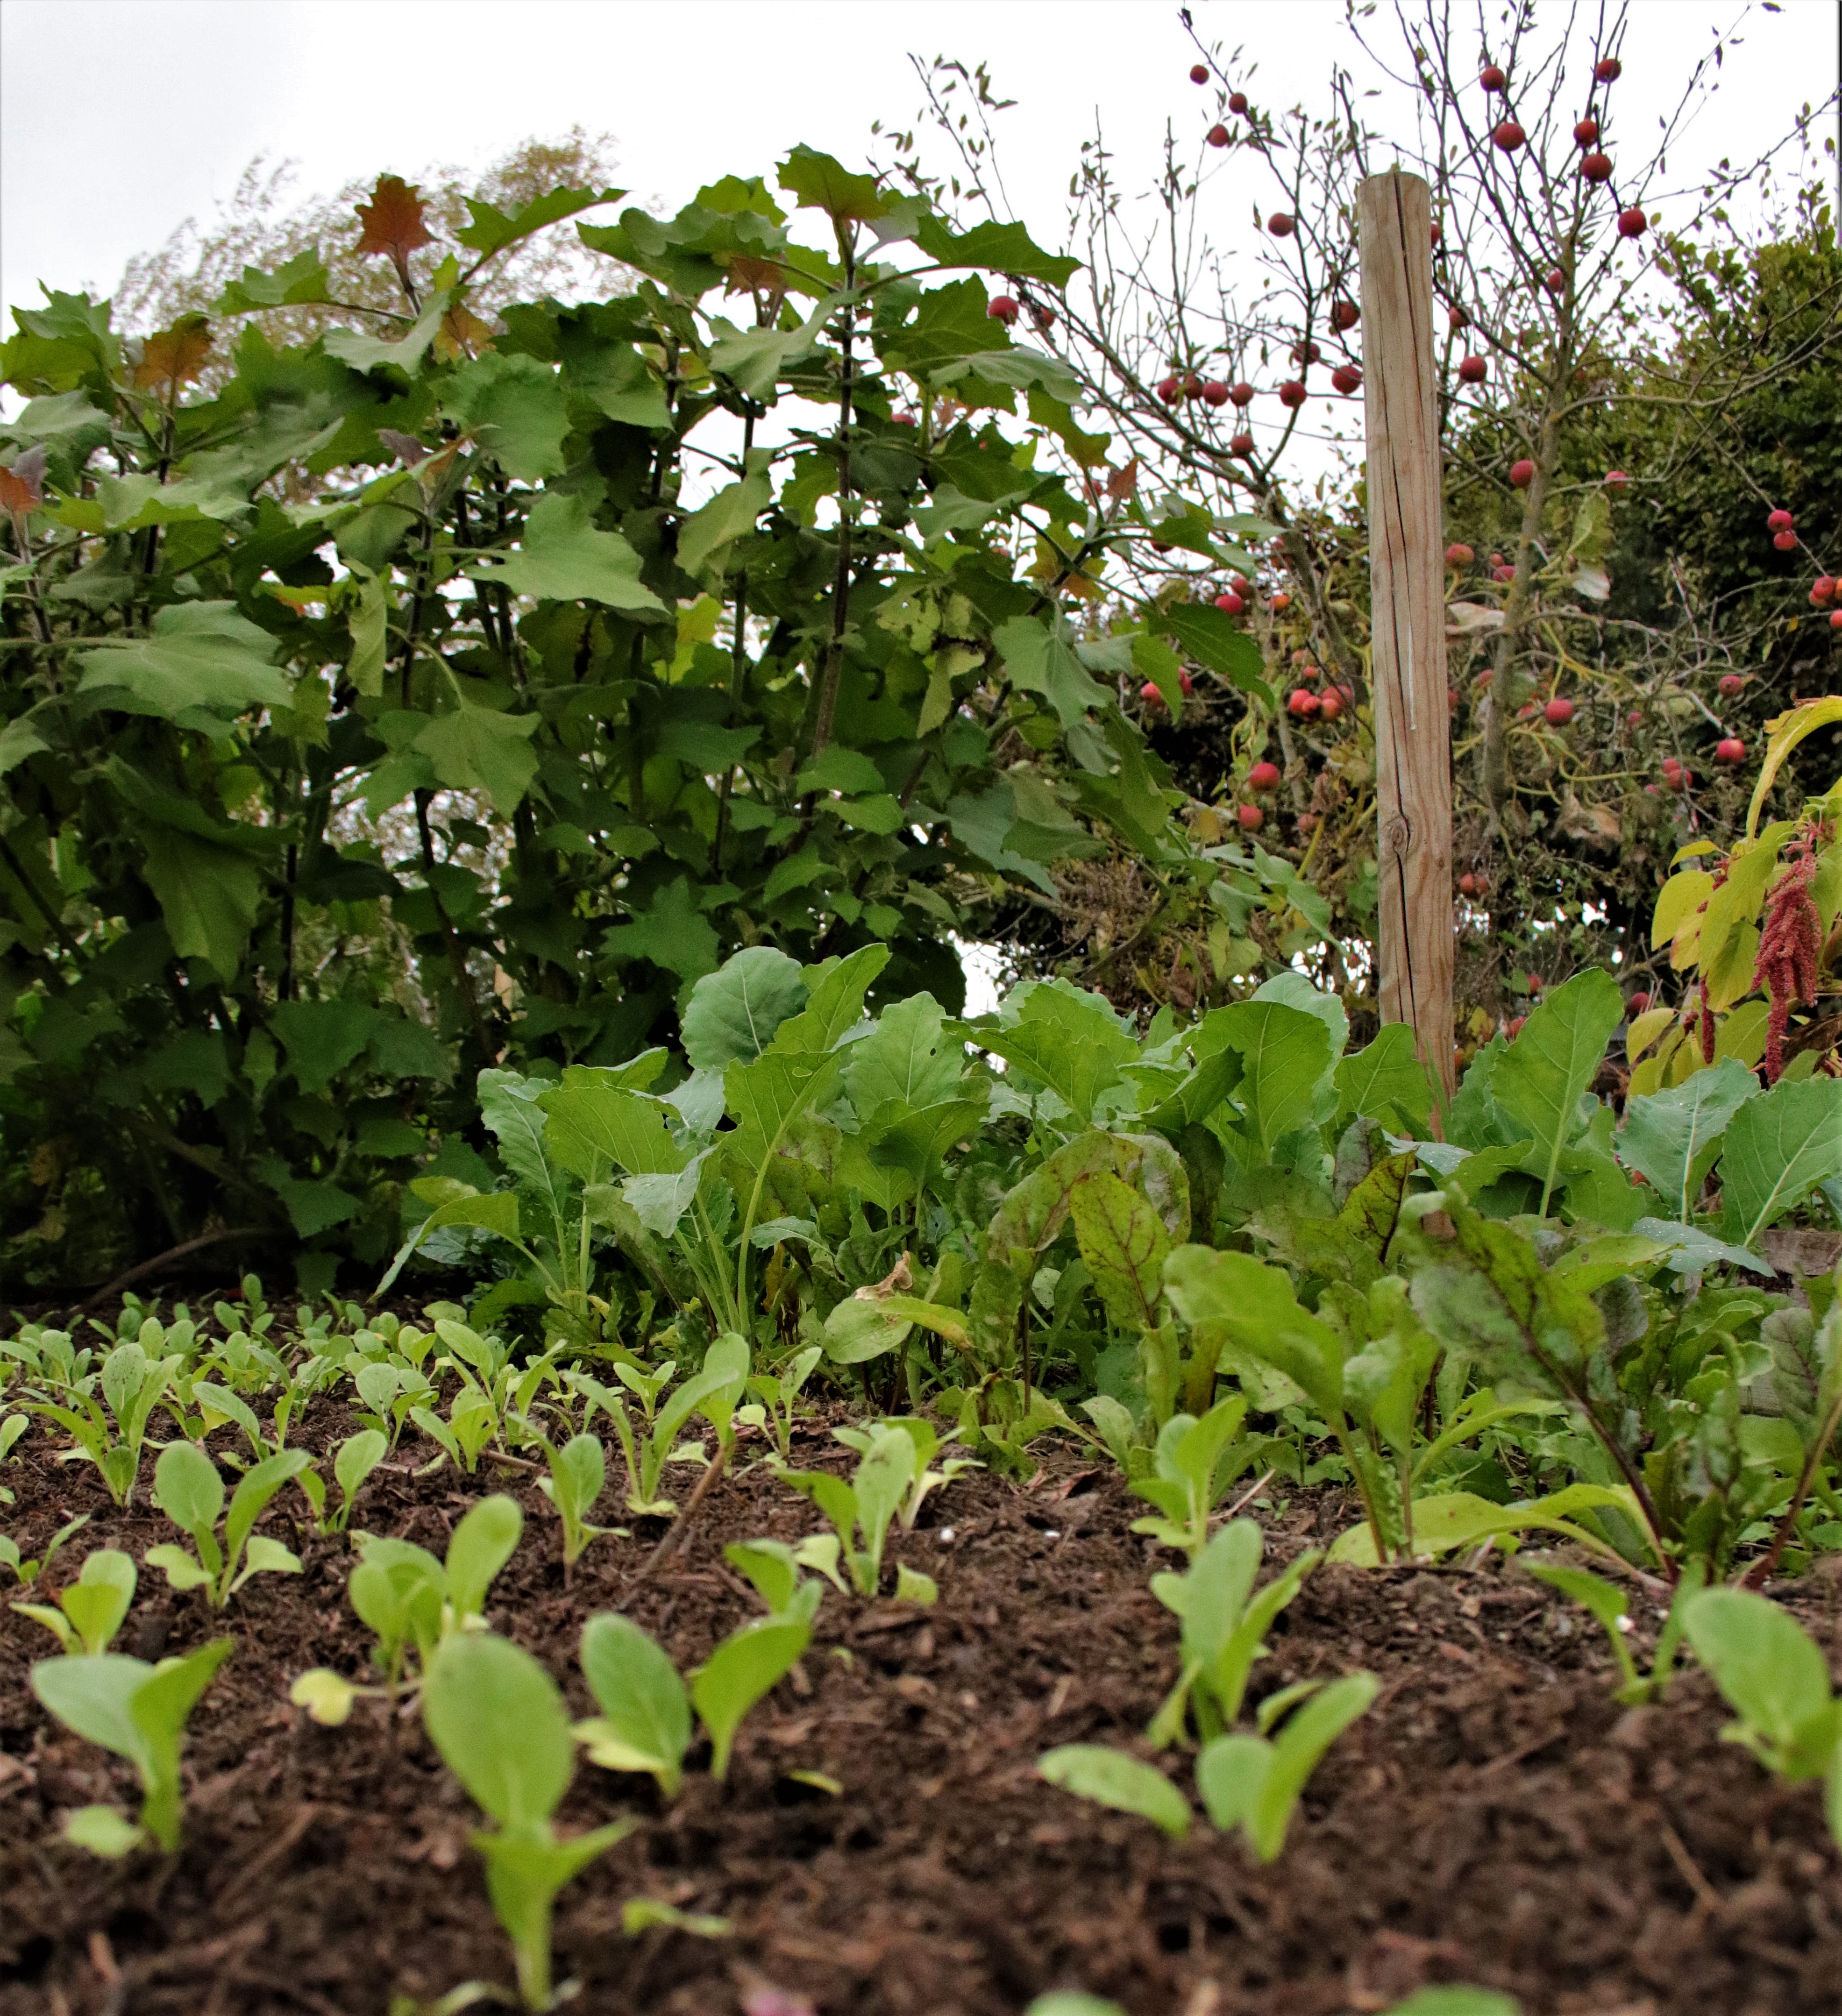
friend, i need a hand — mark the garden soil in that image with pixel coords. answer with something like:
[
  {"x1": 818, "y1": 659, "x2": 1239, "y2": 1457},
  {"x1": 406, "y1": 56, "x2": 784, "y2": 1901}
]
[{"x1": 4, "y1": 1400, "x2": 1841, "y2": 2016}]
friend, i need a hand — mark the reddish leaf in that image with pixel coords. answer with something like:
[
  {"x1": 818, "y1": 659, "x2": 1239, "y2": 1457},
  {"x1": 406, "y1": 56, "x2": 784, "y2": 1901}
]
[
  {"x1": 1106, "y1": 458, "x2": 1139, "y2": 500},
  {"x1": 355, "y1": 175, "x2": 436, "y2": 266},
  {"x1": 0, "y1": 446, "x2": 47, "y2": 514},
  {"x1": 133, "y1": 316, "x2": 212, "y2": 396}
]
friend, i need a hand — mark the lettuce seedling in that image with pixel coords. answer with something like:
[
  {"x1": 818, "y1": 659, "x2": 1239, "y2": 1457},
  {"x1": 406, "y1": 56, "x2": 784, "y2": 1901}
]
[
  {"x1": 575, "y1": 1612, "x2": 691, "y2": 1795},
  {"x1": 13, "y1": 1547, "x2": 136, "y2": 1655},
  {"x1": 834, "y1": 1415, "x2": 980, "y2": 1531},
  {"x1": 1127, "y1": 1396, "x2": 1252, "y2": 1560},
  {"x1": 691, "y1": 1614, "x2": 811, "y2": 1781},
  {"x1": 778, "y1": 1423, "x2": 916, "y2": 1596},
  {"x1": 745, "y1": 1344, "x2": 822, "y2": 1461},
  {"x1": 294, "y1": 1494, "x2": 524, "y2": 1717},
  {"x1": 723, "y1": 1538, "x2": 827, "y2": 1625},
  {"x1": 421, "y1": 1632, "x2": 637, "y2": 2009},
  {"x1": 1037, "y1": 1745, "x2": 1192, "y2": 1837},
  {"x1": 295, "y1": 1429, "x2": 389, "y2": 1535},
  {"x1": 0, "y1": 1511, "x2": 88, "y2": 1590},
  {"x1": 27, "y1": 1338, "x2": 181, "y2": 1506},
  {"x1": 1195, "y1": 1671, "x2": 1379, "y2": 1860},
  {"x1": 1146, "y1": 1519, "x2": 1323, "y2": 1746},
  {"x1": 146, "y1": 1442, "x2": 310, "y2": 1607},
  {"x1": 1683, "y1": 1587, "x2": 1842, "y2": 1842},
  {"x1": 1525, "y1": 1559, "x2": 1704, "y2": 1705},
  {"x1": 537, "y1": 1433, "x2": 620, "y2": 1571},
  {"x1": 597, "y1": 1359, "x2": 731, "y2": 1516},
  {"x1": 31, "y1": 1636, "x2": 233, "y2": 1853}
]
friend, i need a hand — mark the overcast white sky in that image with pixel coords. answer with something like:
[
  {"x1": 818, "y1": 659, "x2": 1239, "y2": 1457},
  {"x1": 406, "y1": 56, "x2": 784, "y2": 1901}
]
[{"x1": 3, "y1": 0, "x2": 1838, "y2": 328}]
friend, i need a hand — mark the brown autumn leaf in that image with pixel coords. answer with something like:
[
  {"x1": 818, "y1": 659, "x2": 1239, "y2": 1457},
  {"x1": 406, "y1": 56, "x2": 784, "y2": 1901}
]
[
  {"x1": 0, "y1": 446, "x2": 47, "y2": 515},
  {"x1": 1106, "y1": 457, "x2": 1140, "y2": 500},
  {"x1": 434, "y1": 300, "x2": 493, "y2": 362},
  {"x1": 355, "y1": 175, "x2": 436, "y2": 266},
  {"x1": 133, "y1": 315, "x2": 212, "y2": 397},
  {"x1": 724, "y1": 253, "x2": 787, "y2": 297}
]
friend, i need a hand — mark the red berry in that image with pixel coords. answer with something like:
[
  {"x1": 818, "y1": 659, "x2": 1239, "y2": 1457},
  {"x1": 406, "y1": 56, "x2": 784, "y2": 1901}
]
[
  {"x1": 1289, "y1": 340, "x2": 1322, "y2": 365},
  {"x1": 1180, "y1": 671, "x2": 1195, "y2": 696},
  {"x1": 1574, "y1": 117, "x2": 1600, "y2": 145},
  {"x1": 1490, "y1": 553, "x2": 1505, "y2": 568},
  {"x1": 987, "y1": 296, "x2": 1020, "y2": 325},
  {"x1": 1493, "y1": 564, "x2": 1516, "y2": 583},
  {"x1": 1716, "y1": 737, "x2": 1745, "y2": 763},
  {"x1": 1269, "y1": 591, "x2": 1291, "y2": 612},
  {"x1": 1543, "y1": 267, "x2": 1565, "y2": 294},
  {"x1": 893, "y1": 409, "x2": 917, "y2": 426},
  {"x1": 1229, "y1": 381, "x2": 1254, "y2": 406},
  {"x1": 1230, "y1": 433, "x2": 1254, "y2": 457},
  {"x1": 1527, "y1": 976, "x2": 1543, "y2": 994},
  {"x1": 1230, "y1": 576, "x2": 1253, "y2": 598},
  {"x1": 1767, "y1": 509, "x2": 1794, "y2": 531},
  {"x1": 1719, "y1": 674, "x2": 1745, "y2": 697},
  {"x1": 1775, "y1": 530, "x2": 1799, "y2": 552},
  {"x1": 1431, "y1": 222, "x2": 1443, "y2": 247},
  {"x1": 1184, "y1": 374, "x2": 1204, "y2": 398},
  {"x1": 1458, "y1": 354, "x2": 1487, "y2": 383},
  {"x1": 1448, "y1": 303, "x2": 1469, "y2": 330},
  {"x1": 1661, "y1": 756, "x2": 1681, "y2": 780},
  {"x1": 1831, "y1": 611, "x2": 1842, "y2": 631},
  {"x1": 1268, "y1": 213, "x2": 1295, "y2": 237},
  {"x1": 1595, "y1": 56, "x2": 1622, "y2": 81},
  {"x1": 1445, "y1": 543, "x2": 1475, "y2": 566},
  {"x1": 1604, "y1": 469, "x2": 1629, "y2": 491},
  {"x1": 1215, "y1": 591, "x2": 1245, "y2": 615},
  {"x1": 1207, "y1": 124, "x2": 1230, "y2": 148},
  {"x1": 1507, "y1": 1015, "x2": 1526, "y2": 1038},
  {"x1": 1157, "y1": 375, "x2": 1182, "y2": 404},
  {"x1": 1202, "y1": 379, "x2": 1230, "y2": 406},
  {"x1": 1330, "y1": 299, "x2": 1360, "y2": 331},
  {"x1": 1190, "y1": 63, "x2": 1209, "y2": 83},
  {"x1": 1287, "y1": 688, "x2": 1319, "y2": 717},
  {"x1": 1480, "y1": 64, "x2": 1507, "y2": 91},
  {"x1": 1279, "y1": 380, "x2": 1306, "y2": 408},
  {"x1": 1459, "y1": 872, "x2": 1479, "y2": 895},
  {"x1": 1477, "y1": 669, "x2": 1495, "y2": 687},
  {"x1": 1811, "y1": 577, "x2": 1836, "y2": 605},
  {"x1": 1627, "y1": 709, "x2": 1642, "y2": 726},
  {"x1": 1582, "y1": 152, "x2": 1613, "y2": 184},
  {"x1": 1030, "y1": 302, "x2": 1056, "y2": 331},
  {"x1": 1248, "y1": 760, "x2": 1281, "y2": 792},
  {"x1": 1545, "y1": 696, "x2": 1574, "y2": 725},
  {"x1": 1678, "y1": 768, "x2": 1694, "y2": 791},
  {"x1": 1618, "y1": 207, "x2": 1647, "y2": 238},
  {"x1": 1237, "y1": 803, "x2": 1264, "y2": 830},
  {"x1": 1228, "y1": 92, "x2": 1249, "y2": 114},
  {"x1": 1318, "y1": 692, "x2": 1342, "y2": 721},
  {"x1": 1493, "y1": 120, "x2": 1526, "y2": 151},
  {"x1": 1330, "y1": 365, "x2": 1361, "y2": 394},
  {"x1": 1140, "y1": 680, "x2": 1165, "y2": 708},
  {"x1": 1628, "y1": 990, "x2": 1650, "y2": 1014},
  {"x1": 1510, "y1": 458, "x2": 1536, "y2": 487}
]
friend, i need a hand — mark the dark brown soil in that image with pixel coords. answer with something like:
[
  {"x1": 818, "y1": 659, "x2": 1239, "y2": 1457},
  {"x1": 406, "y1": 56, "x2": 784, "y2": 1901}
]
[{"x1": 4, "y1": 1404, "x2": 1841, "y2": 2016}]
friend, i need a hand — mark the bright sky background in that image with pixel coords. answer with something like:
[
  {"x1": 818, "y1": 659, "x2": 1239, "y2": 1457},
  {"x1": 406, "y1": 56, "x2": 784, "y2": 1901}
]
[{"x1": 4, "y1": 0, "x2": 1838, "y2": 327}]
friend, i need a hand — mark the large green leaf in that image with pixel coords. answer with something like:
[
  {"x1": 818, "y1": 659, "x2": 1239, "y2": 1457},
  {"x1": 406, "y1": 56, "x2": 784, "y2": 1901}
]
[
  {"x1": 676, "y1": 468, "x2": 772, "y2": 582},
  {"x1": 605, "y1": 876, "x2": 720, "y2": 985},
  {"x1": 1162, "y1": 1244, "x2": 1344, "y2": 1417},
  {"x1": 1155, "y1": 603, "x2": 1273, "y2": 704},
  {"x1": 1336, "y1": 1024, "x2": 1435, "y2": 1130},
  {"x1": 414, "y1": 692, "x2": 540, "y2": 815},
  {"x1": 974, "y1": 982, "x2": 1137, "y2": 1124},
  {"x1": 844, "y1": 992, "x2": 963, "y2": 1114},
  {"x1": 446, "y1": 352, "x2": 569, "y2": 484},
  {"x1": 991, "y1": 616, "x2": 1110, "y2": 731},
  {"x1": 1619, "y1": 1058, "x2": 1757, "y2": 1221},
  {"x1": 542, "y1": 1082, "x2": 684, "y2": 1183},
  {"x1": 271, "y1": 999, "x2": 380, "y2": 1095},
  {"x1": 1721, "y1": 1078, "x2": 1842, "y2": 1245},
  {"x1": 467, "y1": 490, "x2": 667, "y2": 614},
  {"x1": 75, "y1": 603, "x2": 292, "y2": 728},
  {"x1": 422, "y1": 1632, "x2": 574, "y2": 1829},
  {"x1": 1489, "y1": 969, "x2": 1623, "y2": 1213},
  {"x1": 1070, "y1": 1169, "x2": 1173, "y2": 1330},
  {"x1": 139, "y1": 829, "x2": 261, "y2": 980},
  {"x1": 1206, "y1": 1001, "x2": 1331, "y2": 1151},
  {"x1": 456, "y1": 185, "x2": 623, "y2": 260},
  {"x1": 912, "y1": 214, "x2": 1081, "y2": 286},
  {"x1": 680, "y1": 947, "x2": 807, "y2": 1070}
]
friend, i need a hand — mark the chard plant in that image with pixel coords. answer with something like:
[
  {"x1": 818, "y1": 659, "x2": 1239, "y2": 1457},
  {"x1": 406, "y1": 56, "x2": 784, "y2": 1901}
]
[
  {"x1": 421, "y1": 1632, "x2": 637, "y2": 2010},
  {"x1": 1125, "y1": 1396, "x2": 1254, "y2": 1561},
  {"x1": 13, "y1": 1547, "x2": 136, "y2": 1656},
  {"x1": 575, "y1": 1600, "x2": 812, "y2": 1788},
  {"x1": 146, "y1": 1442, "x2": 310, "y2": 1607},
  {"x1": 833, "y1": 1414, "x2": 979, "y2": 1530},
  {"x1": 292, "y1": 1494, "x2": 523, "y2": 1720},
  {"x1": 1682, "y1": 1586, "x2": 1842, "y2": 1844},
  {"x1": 30, "y1": 1636, "x2": 234, "y2": 1855}
]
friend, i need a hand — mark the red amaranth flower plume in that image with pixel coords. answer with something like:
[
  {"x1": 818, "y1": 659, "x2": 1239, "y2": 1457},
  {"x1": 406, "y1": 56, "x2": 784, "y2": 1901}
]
[{"x1": 1751, "y1": 848, "x2": 1821, "y2": 1082}]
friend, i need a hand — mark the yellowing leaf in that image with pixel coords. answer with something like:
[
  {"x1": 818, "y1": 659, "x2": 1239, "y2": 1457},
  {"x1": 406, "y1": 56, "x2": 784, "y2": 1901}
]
[
  {"x1": 1747, "y1": 697, "x2": 1842, "y2": 838},
  {"x1": 1651, "y1": 869, "x2": 1711, "y2": 953}
]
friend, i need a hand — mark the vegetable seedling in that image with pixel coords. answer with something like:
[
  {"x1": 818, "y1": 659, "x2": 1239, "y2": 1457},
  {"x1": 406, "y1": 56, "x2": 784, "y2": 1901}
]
[
  {"x1": 1037, "y1": 1746, "x2": 1193, "y2": 1837},
  {"x1": 0, "y1": 1511, "x2": 89, "y2": 1590},
  {"x1": 1682, "y1": 1587, "x2": 1842, "y2": 1843},
  {"x1": 745, "y1": 1344, "x2": 823, "y2": 1460},
  {"x1": 294, "y1": 1429, "x2": 389, "y2": 1534},
  {"x1": 27, "y1": 1338, "x2": 181, "y2": 1506},
  {"x1": 537, "y1": 1432, "x2": 623, "y2": 1572},
  {"x1": 834, "y1": 1415, "x2": 979, "y2": 1530},
  {"x1": 1146, "y1": 1519, "x2": 1323, "y2": 1746},
  {"x1": 146, "y1": 1442, "x2": 310, "y2": 1607},
  {"x1": 691, "y1": 1614, "x2": 811, "y2": 1780},
  {"x1": 13, "y1": 1547, "x2": 137, "y2": 1655},
  {"x1": 31, "y1": 1636, "x2": 233, "y2": 1853},
  {"x1": 422, "y1": 1631, "x2": 637, "y2": 2009},
  {"x1": 1127, "y1": 1396, "x2": 1251, "y2": 1559},
  {"x1": 587, "y1": 1359, "x2": 730, "y2": 1516},
  {"x1": 1195, "y1": 1671, "x2": 1379, "y2": 1859},
  {"x1": 1524, "y1": 1559, "x2": 1704, "y2": 1704},
  {"x1": 723, "y1": 1537, "x2": 828, "y2": 1625},
  {"x1": 778, "y1": 1422, "x2": 917, "y2": 1596}
]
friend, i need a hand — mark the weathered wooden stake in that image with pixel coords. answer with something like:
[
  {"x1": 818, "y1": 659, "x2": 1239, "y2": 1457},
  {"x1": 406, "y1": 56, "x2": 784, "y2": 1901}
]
[{"x1": 1359, "y1": 168, "x2": 1455, "y2": 1116}]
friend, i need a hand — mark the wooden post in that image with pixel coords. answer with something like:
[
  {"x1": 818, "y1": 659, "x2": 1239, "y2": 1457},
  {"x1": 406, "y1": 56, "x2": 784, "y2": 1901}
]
[{"x1": 1359, "y1": 168, "x2": 1455, "y2": 1117}]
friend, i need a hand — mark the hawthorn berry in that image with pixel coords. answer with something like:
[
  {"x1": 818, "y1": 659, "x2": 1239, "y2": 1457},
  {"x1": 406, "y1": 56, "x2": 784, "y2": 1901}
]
[
  {"x1": 1230, "y1": 576, "x2": 1254, "y2": 598},
  {"x1": 1493, "y1": 120, "x2": 1526, "y2": 151},
  {"x1": 1287, "y1": 687, "x2": 1320, "y2": 717},
  {"x1": 1140, "y1": 680, "x2": 1166, "y2": 708},
  {"x1": 1507, "y1": 1015, "x2": 1527, "y2": 1037},
  {"x1": 1448, "y1": 303, "x2": 1470, "y2": 329},
  {"x1": 1810, "y1": 577, "x2": 1835, "y2": 605},
  {"x1": 1545, "y1": 696, "x2": 1575, "y2": 725},
  {"x1": 1207, "y1": 124, "x2": 1230, "y2": 148},
  {"x1": 1831, "y1": 611, "x2": 1842, "y2": 630},
  {"x1": 1446, "y1": 543, "x2": 1475, "y2": 566},
  {"x1": 1270, "y1": 590, "x2": 1292, "y2": 612},
  {"x1": 1331, "y1": 365, "x2": 1362, "y2": 394},
  {"x1": 1184, "y1": 373, "x2": 1204, "y2": 398},
  {"x1": 1480, "y1": 64, "x2": 1507, "y2": 91},
  {"x1": 1278, "y1": 380, "x2": 1307, "y2": 408},
  {"x1": 1582, "y1": 152, "x2": 1613, "y2": 183},
  {"x1": 1238, "y1": 803, "x2": 1263, "y2": 831},
  {"x1": 1268, "y1": 213, "x2": 1295, "y2": 236},
  {"x1": 1618, "y1": 207, "x2": 1647, "y2": 238},
  {"x1": 1202, "y1": 379, "x2": 1230, "y2": 405},
  {"x1": 1605, "y1": 469, "x2": 1630, "y2": 491},
  {"x1": 1595, "y1": 56, "x2": 1622, "y2": 81},
  {"x1": 1628, "y1": 990, "x2": 1650, "y2": 1014},
  {"x1": 1330, "y1": 299, "x2": 1360, "y2": 330},
  {"x1": 1459, "y1": 872, "x2": 1479, "y2": 894},
  {"x1": 1230, "y1": 433, "x2": 1255, "y2": 456},
  {"x1": 1543, "y1": 268, "x2": 1565, "y2": 294},
  {"x1": 1574, "y1": 117, "x2": 1600, "y2": 145},
  {"x1": 1229, "y1": 381, "x2": 1254, "y2": 406},
  {"x1": 1216, "y1": 590, "x2": 1246, "y2": 614},
  {"x1": 1157, "y1": 375, "x2": 1182, "y2": 404},
  {"x1": 1190, "y1": 63, "x2": 1209, "y2": 83},
  {"x1": 1248, "y1": 760, "x2": 1281, "y2": 791},
  {"x1": 1767, "y1": 508, "x2": 1794, "y2": 532},
  {"x1": 1228, "y1": 91, "x2": 1249, "y2": 114},
  {"x1": 1716, "y1": 737, "x2": 1746, "y2": 763},
  {"x1": 1510, "y1": 458, "x2": 1536, "y2": 487},
  {"x1": 1775, "y1": 531, "x2": 1799, "y2": 552},
  {"x1": 1719, "y1": 673, "x2": 1745, "y2": 696},
  {"x1": 1458, "y1": 355, "x2": 1487, "y2": 383},
  {"x1": 987, "y1": 296, "x2": 1020, "y2": 325},
  {"x1": 1290, "y1": 340, "x2": 1323, "y2": 364}
]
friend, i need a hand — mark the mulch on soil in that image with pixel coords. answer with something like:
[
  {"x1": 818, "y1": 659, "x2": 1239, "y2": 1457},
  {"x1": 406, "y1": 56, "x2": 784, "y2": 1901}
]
[{"x1": 3, "y1": 1401, "x2": 1840, "y2": 2016}]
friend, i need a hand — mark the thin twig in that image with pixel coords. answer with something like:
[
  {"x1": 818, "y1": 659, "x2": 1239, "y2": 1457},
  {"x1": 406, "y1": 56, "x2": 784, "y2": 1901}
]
[
  {"x1": 615, "y1": 1438, "x2": 732, "y2": 1612},
  {"x1": 67, "y1": 1228, "x2": 268, "y2": 1320}
]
